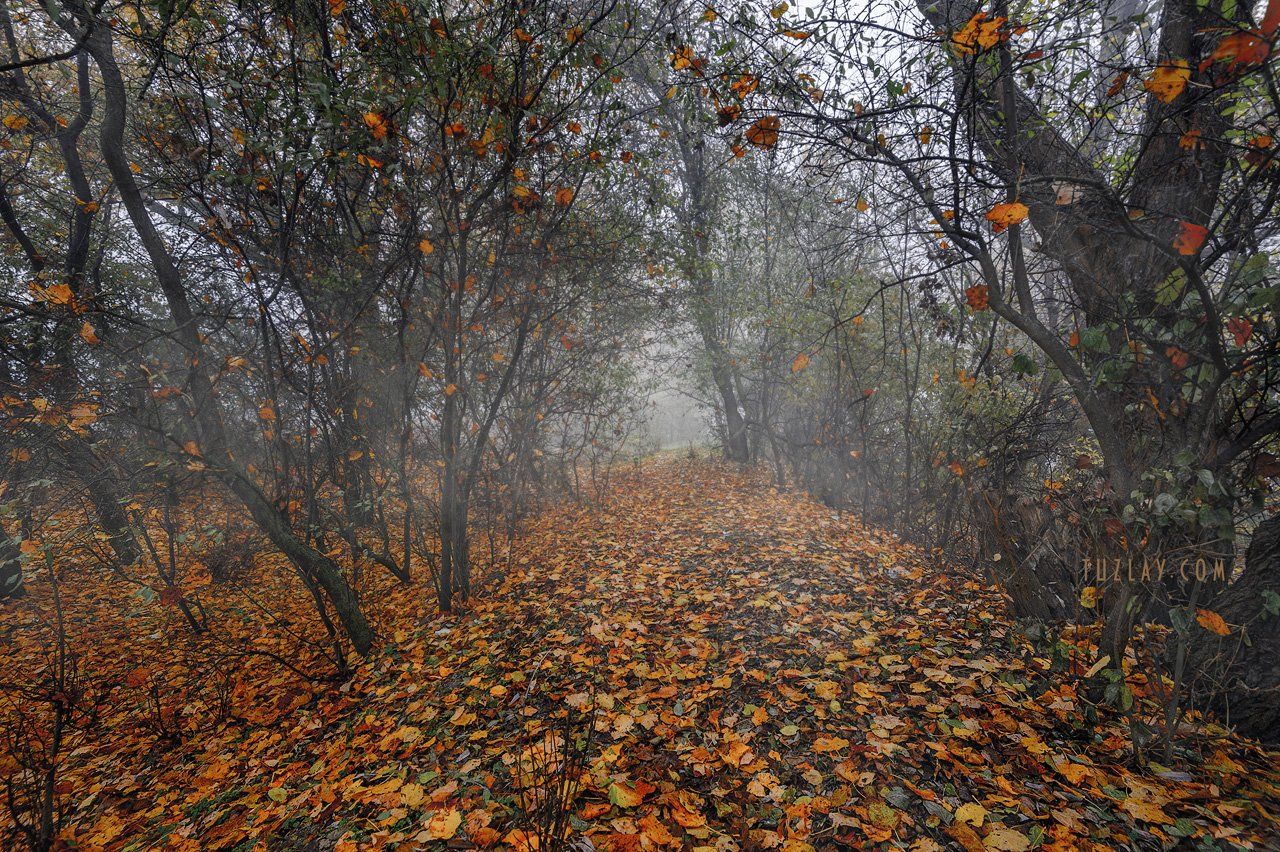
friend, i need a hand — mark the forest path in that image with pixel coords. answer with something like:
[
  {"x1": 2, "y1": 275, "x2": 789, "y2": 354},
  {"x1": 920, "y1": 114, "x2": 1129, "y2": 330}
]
[{"x1": 39, "y1": 460, "x2": 1280, "y2": 849}]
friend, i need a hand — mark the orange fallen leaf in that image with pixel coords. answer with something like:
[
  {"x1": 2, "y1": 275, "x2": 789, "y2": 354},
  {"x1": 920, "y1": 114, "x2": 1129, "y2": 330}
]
[
  {"x1": 608, "y1": 778, "x2": 655, "y2": 807},
  {"x1": 421, "y1": 808, "x2": 462, "y2": 840}
]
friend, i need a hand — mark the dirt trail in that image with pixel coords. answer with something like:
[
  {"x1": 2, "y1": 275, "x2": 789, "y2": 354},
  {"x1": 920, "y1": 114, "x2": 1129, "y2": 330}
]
[{"x1": 7, "y1": 460, "x2": 1280, "y2": 849}]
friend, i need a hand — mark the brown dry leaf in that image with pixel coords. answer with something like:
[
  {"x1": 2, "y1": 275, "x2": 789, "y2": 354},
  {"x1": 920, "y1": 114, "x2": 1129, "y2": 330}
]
[{"x1": 745, "y1": 115, "x2": 781, "y2": 149}]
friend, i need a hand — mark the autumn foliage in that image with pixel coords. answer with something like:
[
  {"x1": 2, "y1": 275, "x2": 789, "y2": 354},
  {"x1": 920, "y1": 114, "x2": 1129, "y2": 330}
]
[
  {"x1": 0, "y1": 0, "x2": 1279, "y2": 848},
  {"x1": 3, "y1": 462, "x2": 1278, "y2": 849}
]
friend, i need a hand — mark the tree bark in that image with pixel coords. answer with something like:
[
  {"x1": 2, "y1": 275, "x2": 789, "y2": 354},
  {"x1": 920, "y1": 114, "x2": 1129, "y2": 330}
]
[
  {"x1": 0, "y1": 534, "x2": 20, "y2": 598},
  {"x1": 55, "y1": 438, "x2": 139, "y2": 568},
  {"x1": 1189, "y1": 515, "x2": 1280, "y2": 743}
]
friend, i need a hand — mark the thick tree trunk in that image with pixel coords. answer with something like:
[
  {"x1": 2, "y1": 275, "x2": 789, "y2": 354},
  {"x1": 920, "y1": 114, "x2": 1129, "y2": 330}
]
[
  {"x1": 223, "y1": 468, "x2": 372, "y2": 654},
  {"x1": 673, "y1": 123, "x2": 749, "y2": 464},
  {"x1": 56, "y1": 437, "x2": 140, "y2": 569},
  {"x1": 706, "y1": 346, "x2": 750, "y2": 463},
  {"x1": 969, "y1": 489, "x2": 1074, "y2": 623},
  {"x1": 437, "y1": 464, "x2": 470, "y2": 612},
  {"x1": 1189, "y1": 515, "x2": 1280, "y2": 743},
  {"x1": 0, "y1": 534, "x2": 20, "y2": 598}
]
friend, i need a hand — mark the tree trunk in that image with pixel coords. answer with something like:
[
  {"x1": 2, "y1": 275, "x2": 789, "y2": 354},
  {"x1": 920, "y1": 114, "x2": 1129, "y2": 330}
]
[
  {"x1": 81, "y1": 23, "x2": 372, "y2": 656},
  {"x1": 55, "y1": 437, "x2": 140, "y2": 569},
  {"x1": 437, "y1": 478, "x2": 470, "y2": 612},
  {"x1": 706, "y1": 344, "x2": 749, "y2": 463},
  {"x1": 0, "y1": 534, "x2": 20, "y2": 598},
  {"x1": 1188, "y1": 515, "x2": 1280, "y2": 743}
]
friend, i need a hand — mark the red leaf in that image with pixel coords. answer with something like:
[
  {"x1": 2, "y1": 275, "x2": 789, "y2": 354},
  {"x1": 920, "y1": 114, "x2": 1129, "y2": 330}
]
[
  {"x1": 1227, "y1": 316, "x2": 1254, "y2": 346},
  {"x1": 965, "y1": 284, "x2": 990, "y2": 311},
  {"x1": 1173, "y1": 221, "x2": 1207, "y2": 255}
]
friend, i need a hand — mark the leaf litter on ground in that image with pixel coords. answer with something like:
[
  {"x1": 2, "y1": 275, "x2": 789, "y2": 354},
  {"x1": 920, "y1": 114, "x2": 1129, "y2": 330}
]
[{"x1": 2, "y1": 459, "x2": 1278, "y2": 850}]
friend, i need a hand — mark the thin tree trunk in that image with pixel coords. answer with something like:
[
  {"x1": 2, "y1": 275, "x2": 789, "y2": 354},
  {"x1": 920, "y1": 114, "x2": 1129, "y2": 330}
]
[{"x1": 81, "y1": 22, "x2": 372, "y2": 656}]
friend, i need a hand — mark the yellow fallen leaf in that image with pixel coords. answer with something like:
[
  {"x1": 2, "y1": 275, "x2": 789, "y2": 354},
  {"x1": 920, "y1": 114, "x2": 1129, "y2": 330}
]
[
  {"x1": 812, "y1": 680, "x2": 839, "y2": 700},
  {"x1": 983, "y1": 828, "x2": 1030, "y2": 851},
  {"x1": 422, "y1": 808, "x2": 461, "y2": 840},
  {"x1": 400, "y1": 782, "x2": 425, "y2": 808},
  {"x1": 1122, "y1": 798, "x2": 1173, "y2": 824},
  {"x1": 1053, "y1": 757, "x2": 1091, "y2": 785},
  {"x1": 813, "y1": 736, "x2": 849, "y2": 753}
]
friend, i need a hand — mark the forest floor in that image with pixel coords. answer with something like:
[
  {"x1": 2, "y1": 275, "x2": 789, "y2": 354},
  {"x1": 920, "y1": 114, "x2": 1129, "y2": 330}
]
[{"x1": 3, "y1": 459, "x2": 1280, "y2": 850}]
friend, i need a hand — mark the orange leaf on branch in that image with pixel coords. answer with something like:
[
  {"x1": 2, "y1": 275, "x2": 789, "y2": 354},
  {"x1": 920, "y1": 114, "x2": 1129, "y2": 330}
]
[
  {"x1": 362, "y1": 111, "x2": 390, "y2": 140},
  {"x1": 1196, "y1": 608, "x2": 1231, "y2": 636},
  {"x1": 1199, "y1": 0, "x2": 1279, "y2": 81},
  {"x1": 670, "y1": 45, "x2": 697, "y2": 71},
  {"x1": 965, "y1": 284, "x2": 990, "y2": 311},
  {"x1": 42, "y1": 282, "x2": 75, "y2": 306},
  {"x1": 951, "y1": 12, "x2": 1008, "y2": 55},
  {"x1": 729, "y1": 74, "x2": 759, "y2": 99},
  {"x1": 986, "y1": 201, "x2": 1028, "y2": 233},
  {"x1": 1173, "y1": 221, "x2": 1207, "y2": 255},
  {"x1": 1246, "y1": 134, "x2": 1275, "y2": 168},
  {"x1": 1144, "y1": 60, "x2": 1190, "y2": 103},
  {"x1": 1227, "y1": 316, "x2": 1254, "y2": 346},
  {"x1": 745, "y1": 115, "x2": 781, "y2": 149}
]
